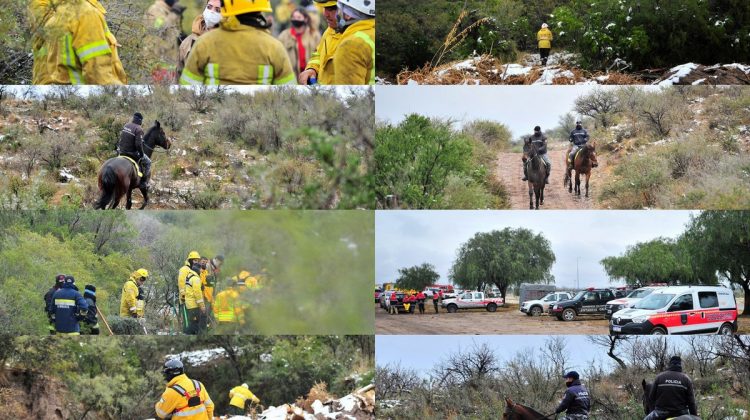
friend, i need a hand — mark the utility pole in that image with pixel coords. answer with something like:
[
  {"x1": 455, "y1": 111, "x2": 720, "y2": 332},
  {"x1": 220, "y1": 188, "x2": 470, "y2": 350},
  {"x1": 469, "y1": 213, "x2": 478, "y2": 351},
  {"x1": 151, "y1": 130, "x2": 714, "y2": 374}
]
[{"x1": 576, "y1": 257, "x2": 580, "y2": 290}]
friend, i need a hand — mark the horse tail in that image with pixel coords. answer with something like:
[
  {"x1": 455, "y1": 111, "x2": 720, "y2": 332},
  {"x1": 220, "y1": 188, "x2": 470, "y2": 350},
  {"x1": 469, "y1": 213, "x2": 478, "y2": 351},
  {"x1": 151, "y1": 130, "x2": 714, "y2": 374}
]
[{"x1": 95, "y1": 163, "x2": 116, "y2": 209}]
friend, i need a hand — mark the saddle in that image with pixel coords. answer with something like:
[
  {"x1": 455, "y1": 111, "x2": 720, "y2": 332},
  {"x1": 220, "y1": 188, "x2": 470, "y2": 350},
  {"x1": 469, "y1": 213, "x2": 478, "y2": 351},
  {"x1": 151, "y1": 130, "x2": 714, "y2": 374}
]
[
  {"x1": 118, "y1": 155, "x2": 143, "y2": 177},
  {"x1": 568, "y1": 148, "x2": 583, "y2": 165}
]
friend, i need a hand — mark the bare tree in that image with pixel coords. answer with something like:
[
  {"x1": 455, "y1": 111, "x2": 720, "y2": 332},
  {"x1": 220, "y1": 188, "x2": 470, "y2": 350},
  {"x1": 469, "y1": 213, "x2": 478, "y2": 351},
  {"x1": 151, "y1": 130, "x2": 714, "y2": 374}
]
[
  {"x1": 589, "y1": 335, "x2": 629, "y2": 370},
  {"x1": 574, "y1": 89, "x2": 622, "y2": 128}
]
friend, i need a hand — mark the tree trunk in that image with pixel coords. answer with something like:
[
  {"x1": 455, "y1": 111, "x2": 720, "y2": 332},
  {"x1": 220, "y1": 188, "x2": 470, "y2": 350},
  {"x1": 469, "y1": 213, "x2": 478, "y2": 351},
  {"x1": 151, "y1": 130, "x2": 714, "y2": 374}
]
[{"x1": 742, "y1": 282, "x2": 750, "y2": 316}]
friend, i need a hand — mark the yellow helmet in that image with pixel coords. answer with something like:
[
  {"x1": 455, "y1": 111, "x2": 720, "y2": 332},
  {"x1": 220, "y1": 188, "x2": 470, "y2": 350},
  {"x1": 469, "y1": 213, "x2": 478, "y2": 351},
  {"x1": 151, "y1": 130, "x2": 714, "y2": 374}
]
[
  {"x1": 221, "y1": 0, "x2": 272, "y2": 16},
  {"x1": 134, "y1": 268, "x2": 149, "y2": 279},
  {"x1": 238, "y1": 271, "x2": 251, "y2": 281},
  {"x1": 314, "y1": 0, "x2": 338, "y2": 7},
  {"x1": 187, "y1": 251, "x2": 201, "y2": 260}
]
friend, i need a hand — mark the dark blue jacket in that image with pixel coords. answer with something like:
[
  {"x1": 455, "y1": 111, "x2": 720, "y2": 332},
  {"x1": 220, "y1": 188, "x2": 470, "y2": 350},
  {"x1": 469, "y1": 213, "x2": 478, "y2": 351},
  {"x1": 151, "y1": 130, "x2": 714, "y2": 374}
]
[
  {"x1": 569, "y1": 128, "x2": 589, "y2": 146},
  {"x1": 556, "y1": 380, "x2": 591, "y2": 415},
  {"x1": 47, "y1": 284, "x2": 88, "y2": 333}
]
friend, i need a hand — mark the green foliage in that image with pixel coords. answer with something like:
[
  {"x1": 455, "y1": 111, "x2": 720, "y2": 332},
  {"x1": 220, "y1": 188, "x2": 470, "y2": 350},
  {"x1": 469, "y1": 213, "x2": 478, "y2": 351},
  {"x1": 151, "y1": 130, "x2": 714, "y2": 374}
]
[
  {"x1": 600, "y1": 154, "x2": 669, "y2": 208},
  {"x1": 395, "y1": 263, "x2": 440, "y2": 291},
  {"x1": 449, "y1": 228, "x2": 556, "y2": 298},
  {"x1": 375, "y1": 115, "x2": 506, "y2": 209}
]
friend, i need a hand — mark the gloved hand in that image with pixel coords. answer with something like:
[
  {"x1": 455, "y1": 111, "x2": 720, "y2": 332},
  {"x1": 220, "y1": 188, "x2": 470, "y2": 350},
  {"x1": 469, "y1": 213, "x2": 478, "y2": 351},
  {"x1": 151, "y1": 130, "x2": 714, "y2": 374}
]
[
  {"x1": 91, "y1": 325, "x2": 100, "y2": 335},
  {"x1": 137, "y1": 317, "x2": 147, "y2": 326},
  {"x1": 131, "y1": 312, "x2": 138, "y2": 319}
]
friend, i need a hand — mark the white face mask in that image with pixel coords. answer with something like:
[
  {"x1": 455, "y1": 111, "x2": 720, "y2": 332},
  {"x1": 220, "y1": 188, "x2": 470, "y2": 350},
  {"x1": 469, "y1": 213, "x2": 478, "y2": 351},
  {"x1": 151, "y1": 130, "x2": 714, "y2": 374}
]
[{"x1": 203, "y1": 9, "x2": 222, "y2": 28}]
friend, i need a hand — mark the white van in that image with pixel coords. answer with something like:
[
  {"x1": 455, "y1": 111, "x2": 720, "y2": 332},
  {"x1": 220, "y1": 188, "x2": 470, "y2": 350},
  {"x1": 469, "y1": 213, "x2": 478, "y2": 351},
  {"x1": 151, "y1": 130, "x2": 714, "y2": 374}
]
[{"x1": 609, "y1": 286, "x2": 737, "y2": 335}]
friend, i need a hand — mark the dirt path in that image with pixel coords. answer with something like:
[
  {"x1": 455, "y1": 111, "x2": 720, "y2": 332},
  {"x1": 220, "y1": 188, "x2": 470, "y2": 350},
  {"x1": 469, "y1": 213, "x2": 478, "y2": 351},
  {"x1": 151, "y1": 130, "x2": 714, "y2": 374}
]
[
  {"x1": 495, "y1": 147, "x2": 607, "y2": 210},
  {"x1": 375, "y1": 304, "x2": 610, "y2": 335}
]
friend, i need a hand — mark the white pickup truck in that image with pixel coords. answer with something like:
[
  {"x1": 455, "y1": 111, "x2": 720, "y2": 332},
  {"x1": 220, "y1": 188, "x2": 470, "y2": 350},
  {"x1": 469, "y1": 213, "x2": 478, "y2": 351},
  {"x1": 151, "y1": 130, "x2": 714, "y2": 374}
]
[
  {"x1": 520, "y1": 292, "x2": 573, "y2": 316},
  {"x1": 441, "y1": 291, "x2": 504, "y2": 313}
]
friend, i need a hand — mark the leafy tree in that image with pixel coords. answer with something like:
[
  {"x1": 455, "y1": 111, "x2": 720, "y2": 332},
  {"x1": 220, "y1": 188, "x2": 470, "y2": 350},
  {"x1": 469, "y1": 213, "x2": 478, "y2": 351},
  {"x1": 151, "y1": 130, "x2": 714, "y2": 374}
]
[
  {"x1": 574, "y1": 89, "x2": 621, "y2": 128},
  {"x1": 449, "y1": 228, "x2": 555, "y2": 298},
  {"x1": 683, "y1": 211, "x2": 750, "y2": 315},
  {"x1": 395, "y1": 263, "x2": 440, "y2": 291}
]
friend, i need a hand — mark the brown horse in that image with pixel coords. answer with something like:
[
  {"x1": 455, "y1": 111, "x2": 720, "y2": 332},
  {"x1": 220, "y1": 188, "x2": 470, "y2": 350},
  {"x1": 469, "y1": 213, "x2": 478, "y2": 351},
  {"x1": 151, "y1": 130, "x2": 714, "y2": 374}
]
[
  {"x1": 503, "y1": 397, "x2": 554, "y2": 420},
  {"x1": 95, "y1": 121, "x2": 171, "y2": 209},
  {"x1": 523, "y1": 139, "x2": 546, "y2": 210},
  {"x1": 564, "y1": 143, "x2": 598, "y2": 198}
]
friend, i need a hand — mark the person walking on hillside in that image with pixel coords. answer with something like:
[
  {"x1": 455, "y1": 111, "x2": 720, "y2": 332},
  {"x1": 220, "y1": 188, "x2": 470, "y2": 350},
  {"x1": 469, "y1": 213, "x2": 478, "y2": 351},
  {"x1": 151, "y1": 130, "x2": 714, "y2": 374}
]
[
  {"x1": 155, "y1": 359, "x2": 214, "y2": 419},
  {"x1": 80, "y1": 285, "x2": 100, "y2": 335},
  {"x1": 522, "y1": 126, "x2": 551, "y2": 184},
  {"x1": 30, "y1": 0, "x2": 127, "y2": 84},
  {"x1": 227, "y1": 383, "x2": 260, "y2": 415},
  {"x1": 537, "y1": 23, "x2": 553, "y2": 66},
  {"x1": 48, "y1": 275, "x2": 88, "y2": 335},
  {"x1": 555, "y1": 371, "x2": 591, "y2": 420},
  {"x1": 44, "y1": 274, "x2": 67, "y2": 335},
  {"x1": 121, "y1": 269, "x2": 149, "y2": 318},
  {"x1": 278, "y1": 8, "x2": 321, "y2": 77},
  {"x1": 117, "y1": 112, "x2": 151, "y2": 191},
  {"x1": 331, "y1": 0, "x2": 375, "y2": 85},
  {"x1": 298, "y1": 0, "x2": 342, "y2": 85},
  {"x1": 178, "y1": 0, "x2": 222, "y2": 74},
  {"x1": 645, "y1": 356, "x2": 698, "y2": 420}
]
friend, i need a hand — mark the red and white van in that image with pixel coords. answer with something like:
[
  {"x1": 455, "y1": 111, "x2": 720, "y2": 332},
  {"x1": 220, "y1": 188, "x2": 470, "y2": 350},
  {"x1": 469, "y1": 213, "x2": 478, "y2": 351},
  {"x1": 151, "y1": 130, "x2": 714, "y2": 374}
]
[{"x1": 609, "y1": 286, "x2": 738, "y2": 335}]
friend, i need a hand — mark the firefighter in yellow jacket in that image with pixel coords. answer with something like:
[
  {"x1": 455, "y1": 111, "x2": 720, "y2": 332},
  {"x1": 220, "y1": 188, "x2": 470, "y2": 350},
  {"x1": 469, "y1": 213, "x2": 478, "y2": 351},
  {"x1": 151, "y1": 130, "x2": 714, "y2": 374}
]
[
  {"x1": 184, "y1": 259, "x2": 206, "y2": 335},
  {"x1": 213, "y1": 271, "x2": 249, "y2": 333},
  {"x1": 155, "y1": 359, "x2": 214, "y2": 420},
  {"x1": 180, "y1": 0, "x2": 296, "y2": 85},
  {"x1": 298, "y1": 0, "x2": 342, "y2": 84},
  {"x1": 30, "y1": 0, "x2": 127, "y2": 84},
  {"x1": 332, "y1": 0, "x2": 375, "y2": 85},
  {"x1": 178, "y1": 251, "x2": 201, "y2": 332},
  {"x1": 537, "y1": 23, "x2": 553, "y2": 66},
  {"x1": 227, "y1": 383, "x2": 260, "y2": 415},
  {"x1": 120, "y1": 269, "x2": 148, "y2": 318}
]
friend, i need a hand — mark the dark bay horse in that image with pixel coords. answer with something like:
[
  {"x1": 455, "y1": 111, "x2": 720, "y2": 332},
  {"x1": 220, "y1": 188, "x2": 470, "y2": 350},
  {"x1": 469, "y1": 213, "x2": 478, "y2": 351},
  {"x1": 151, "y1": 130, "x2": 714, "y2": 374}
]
[
  {"x1": 564, "y1": 143, "x2": 598, "y2": 198},
  {"x1": 504, "y1": 397, "x2": 554, "y2": 420},
  {"x1": 95, "y1": 121, "x2": 171, "y2": 209},
  {"x1": 642, "y1": 380, "x2": 701, "y2": 420},
  {"x1": 523, "y1": 139, "x2": 546, "y2": 210}
]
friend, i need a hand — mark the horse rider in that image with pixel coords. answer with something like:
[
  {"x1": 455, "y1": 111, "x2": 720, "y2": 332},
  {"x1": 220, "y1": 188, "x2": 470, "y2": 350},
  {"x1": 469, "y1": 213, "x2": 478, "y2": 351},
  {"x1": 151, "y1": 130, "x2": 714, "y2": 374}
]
[
  {"x1": 117, "y1": 112, "x2": 151, "y2": 190},
  {"x1": 645, "y1": 356, "x2": 697, "y2": 420},
  {"x1": 555, "y1": 371, "x2": 591, "y2": 420},
  {"x1": 522, "y1": 126, "x2": 551, "y2": 184},
  {"x1": 568, "y1": 120, "x2": 590, "y2": 170}
]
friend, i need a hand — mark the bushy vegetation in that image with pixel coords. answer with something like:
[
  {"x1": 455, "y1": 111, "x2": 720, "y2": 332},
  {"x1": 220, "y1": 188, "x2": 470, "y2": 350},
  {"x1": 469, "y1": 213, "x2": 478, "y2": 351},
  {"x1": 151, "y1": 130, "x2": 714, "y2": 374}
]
[
  {"x1": 0, "y1": 210, "x2": 374, "y2": 335},
  {"x1": 378, "y1": 0, "x2": 750, "y2": 78},
  {"x1": 0, "y1": 335, "x2": 373, "y2": 419},
  {"x1": 375, "y1": 114, "x2": 509, "y2": 209},
  {"x1": 0, "y1": 86, "x2": 374, "y2": 209},
  {"x1": 377, "y1": 336, "x2": 750, "y2": 420}
]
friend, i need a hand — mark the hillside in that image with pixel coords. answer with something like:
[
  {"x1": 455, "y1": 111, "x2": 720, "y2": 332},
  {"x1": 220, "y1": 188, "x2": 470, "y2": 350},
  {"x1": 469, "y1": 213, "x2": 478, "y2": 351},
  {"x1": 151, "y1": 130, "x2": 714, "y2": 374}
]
[{"x1": 0, "y1": 86, "x2": 374, "y2": 210}]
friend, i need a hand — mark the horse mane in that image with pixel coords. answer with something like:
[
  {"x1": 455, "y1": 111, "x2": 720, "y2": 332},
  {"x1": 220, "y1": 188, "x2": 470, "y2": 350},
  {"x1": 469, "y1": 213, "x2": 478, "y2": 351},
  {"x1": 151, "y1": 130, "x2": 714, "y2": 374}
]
[{"x1": 143, "y1": 124, "x2": 158, "y2": 143}]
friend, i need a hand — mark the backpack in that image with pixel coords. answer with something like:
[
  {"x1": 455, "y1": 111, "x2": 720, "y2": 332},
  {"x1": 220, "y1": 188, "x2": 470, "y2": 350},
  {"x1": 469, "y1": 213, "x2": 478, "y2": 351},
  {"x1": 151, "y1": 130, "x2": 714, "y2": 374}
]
[{"x1": 170, "y1": 379, "x2": 203, "y2": 411}]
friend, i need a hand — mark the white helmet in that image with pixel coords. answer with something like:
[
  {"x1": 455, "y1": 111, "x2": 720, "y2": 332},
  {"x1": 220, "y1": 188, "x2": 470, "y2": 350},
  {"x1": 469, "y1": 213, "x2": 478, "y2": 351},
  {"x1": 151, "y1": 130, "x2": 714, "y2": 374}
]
[
  {"x1": 541, "y1": 23, "x2": 549, "y2": 29},
  {"x1": 338, "y1": 0, "x2": 375, "y2": 17}
]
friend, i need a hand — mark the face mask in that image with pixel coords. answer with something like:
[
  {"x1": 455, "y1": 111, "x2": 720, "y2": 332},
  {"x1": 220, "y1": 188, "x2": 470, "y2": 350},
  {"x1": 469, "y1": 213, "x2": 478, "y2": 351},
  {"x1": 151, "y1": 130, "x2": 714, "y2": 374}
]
[
  {"x1": 192, "y1": 263, "x2": 202, "y2": 271},
  {"x1": 203, "y1": 9, "x2": 221, "y2": 27},
  {"x1": 576, "y1": 125, "x2": 582, "y2": 130},
  {"x1": 291, "y1": 20, "x2": 306, "y2": 28},
  {"x1": 165, "y1": 0, "x2": 177, "y2": 6}
]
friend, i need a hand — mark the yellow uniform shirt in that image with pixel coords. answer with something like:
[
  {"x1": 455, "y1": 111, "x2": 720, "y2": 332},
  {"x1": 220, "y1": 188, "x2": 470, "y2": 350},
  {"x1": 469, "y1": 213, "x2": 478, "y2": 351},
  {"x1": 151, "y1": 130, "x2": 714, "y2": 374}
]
[
  {"x1": 155, "y1": 374, "x2": 214, "y2": 420},
  {"x1": 119, "y1": 279, "x2": 139, "y2": 317},
  {"x1": 229, "y1": 385, "x2": 260, "y2": 409},
  {"x1": 537, "y1": 28, "x2": 553, "y2": 49}
]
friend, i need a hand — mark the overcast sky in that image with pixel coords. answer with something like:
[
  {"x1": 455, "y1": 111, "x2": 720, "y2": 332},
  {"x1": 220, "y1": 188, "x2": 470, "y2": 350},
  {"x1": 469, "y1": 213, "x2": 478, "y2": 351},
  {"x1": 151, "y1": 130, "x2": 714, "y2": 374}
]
[
  {"x1": 376, "y1": 335, "x2": 692, "y2": 375},
  {"x1": 375, "y1": 85, "x2": 659, "y2": 137},
  {"x1": 376, "y1": 210, "x2": 697, "y2": 289}
]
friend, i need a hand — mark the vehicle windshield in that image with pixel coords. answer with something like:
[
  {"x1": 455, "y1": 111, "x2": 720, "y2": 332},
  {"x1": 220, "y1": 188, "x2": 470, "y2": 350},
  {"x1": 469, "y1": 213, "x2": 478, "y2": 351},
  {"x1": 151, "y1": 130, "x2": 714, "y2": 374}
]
[
  {"x1": 634, "y1": 293, "x2": 675, "y2": 310},
  {"x1": 627, "y1": 289, "x2": 655, "y2": 299},
  {"x1": 571, "y1": 291, "x2": 586, "y2": 300},
  {"x1": 542, "y1": 293, "x2": 555, "y2": 301}
]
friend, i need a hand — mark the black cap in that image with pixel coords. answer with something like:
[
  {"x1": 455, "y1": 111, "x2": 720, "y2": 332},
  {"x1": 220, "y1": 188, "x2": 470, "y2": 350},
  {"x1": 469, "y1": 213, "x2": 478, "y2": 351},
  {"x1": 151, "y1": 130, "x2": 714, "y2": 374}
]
[
  {"x1": 563, "y1": 371, "x2": 579, "y2": 380},
  {"x1": 534, "y1": 126, "x2": 541, "y2": 132},
  {"x1": 85, "y1": 284, "x2": 96, "y2": 292},
  {"x1": 670, "y1": 356, "x2": 682, "y2": 364},
  {"x1": 133, "y1": 112, "x2": 144, "y2": 125},
  {"x1": 64, "y1": 275, "x2": 75, "y2": 284}
]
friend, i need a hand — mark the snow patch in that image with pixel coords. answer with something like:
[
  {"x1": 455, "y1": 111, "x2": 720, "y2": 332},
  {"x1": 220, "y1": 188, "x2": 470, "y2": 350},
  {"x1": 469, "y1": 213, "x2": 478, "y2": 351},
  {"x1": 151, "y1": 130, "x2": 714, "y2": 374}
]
[
  {"x1": 691, "y1": 78, "x2": 706, "y2": 85},
  {"x1": 533, "y1": 68, "x2": 574, "y2": 85},
  {"x1": 656, "y1": 63, "x2": 699, "y2": 86},
  {"x1": 166, "y1": 348, "x2": 228, "y2": 367}
]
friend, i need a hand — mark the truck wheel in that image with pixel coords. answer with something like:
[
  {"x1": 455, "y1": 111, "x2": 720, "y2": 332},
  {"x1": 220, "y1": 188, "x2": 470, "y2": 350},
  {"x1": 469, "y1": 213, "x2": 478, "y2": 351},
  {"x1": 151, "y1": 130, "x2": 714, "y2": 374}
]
[
  {"x1": 447, "y1": 304, "x2": 458, "y2": 313},
  {"x1": 487, "y1": 303, "x2": 497, "y2": 312},
  {"x1": 530, "y1": 306, "x2": 542, "y2": 317},
  {"x1": 718, "y1": 323, "x2": 734, "y2": 335},
  {"x1": 562, "y1": 308, "x2": 576, "y2": 321},
  {"x1": 651, "y1": 326, "x2": 667, "y2": 335}
]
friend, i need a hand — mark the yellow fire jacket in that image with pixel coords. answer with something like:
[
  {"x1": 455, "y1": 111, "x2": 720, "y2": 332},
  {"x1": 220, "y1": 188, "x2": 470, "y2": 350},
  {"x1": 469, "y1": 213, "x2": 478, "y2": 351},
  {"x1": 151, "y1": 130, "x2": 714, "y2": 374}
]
[
  {"x1": 177, "y1": 262, "x2": 192, "y2": 303},
  {"x1": 155, "y1": 374, "x2": 214, "y2": 420},
  {"x1": 180, "y1": 17, "x2": 295, "y2": 85},
  {"x1": 537, "y1": 28, "x2": 553, "y2": 49},
  {"x1": 332, "y1": 19, "x2": 375, "y2": 85},
  {"x1": 184, "y1": 270, "x2": 205, "y2": 310},
  {"x1": 213, "y1": 288, "x2": 243, "y2": 323},
  {"x1": 229, "y1": 385, "x2": 260, "y2": 409},
  {"x1": 119, "y1": 279, "x2": 139, "y2": 317},
  {"x1": 31, "y1": 0, "x2": 127, "y2": 84},
  {"x1": 305, "y1": 27, "x2": 343, "y2": 85}
]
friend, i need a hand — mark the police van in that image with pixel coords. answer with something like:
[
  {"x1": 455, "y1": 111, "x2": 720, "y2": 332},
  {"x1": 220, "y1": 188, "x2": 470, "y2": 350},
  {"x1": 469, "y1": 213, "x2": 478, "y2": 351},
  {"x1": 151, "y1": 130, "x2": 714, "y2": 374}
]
[{"x1": 609, "y1": 286, "x2": 738, "y2": 335}]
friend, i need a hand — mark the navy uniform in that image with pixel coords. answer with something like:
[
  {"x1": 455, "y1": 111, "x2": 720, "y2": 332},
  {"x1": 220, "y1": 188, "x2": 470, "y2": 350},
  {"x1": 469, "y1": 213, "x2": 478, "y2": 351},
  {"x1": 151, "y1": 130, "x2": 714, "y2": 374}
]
[
  {"x1": 556, "y1": 371, "x2": 590, "y2": 420},
  {"x1": 645, "y1": 356, "x2": 697, "y2": 420},
  {"x1": 117, "y1": 112, "x2": 151, "y2": 188},
  {"x1": 568, "y1": 122, "x2": 590, "y2": 168}
]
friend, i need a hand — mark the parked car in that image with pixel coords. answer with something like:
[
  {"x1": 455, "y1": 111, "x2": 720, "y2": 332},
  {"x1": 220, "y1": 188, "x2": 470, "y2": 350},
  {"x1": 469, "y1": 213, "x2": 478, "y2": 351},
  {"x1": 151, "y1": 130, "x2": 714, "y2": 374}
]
[
  {"x1": 610, "y1": 286, "x2": 737, "y2": 335},
  {"x1": 605, "y1": 286, "x2": 663, "y2": 319},
  {"x1": 520, "y1": 292, "x2": 573, "y2": 316},
  {"x1": 441, "y1": 291, "x2": 504, "y2": 313},
  {"x1": 550, "y1": 288, "x2": 616, "y2": 321}
]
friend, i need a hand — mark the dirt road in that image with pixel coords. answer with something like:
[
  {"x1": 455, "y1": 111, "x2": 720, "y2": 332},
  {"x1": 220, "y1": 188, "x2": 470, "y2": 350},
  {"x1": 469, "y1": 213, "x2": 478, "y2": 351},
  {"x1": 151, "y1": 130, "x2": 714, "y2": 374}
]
[
  {"x1": 375, "y1": 304, "x2": 610, "y2": 335},
  {"x1": 495, "y1": 147, "x2": 607, "y2": 210}
]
